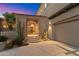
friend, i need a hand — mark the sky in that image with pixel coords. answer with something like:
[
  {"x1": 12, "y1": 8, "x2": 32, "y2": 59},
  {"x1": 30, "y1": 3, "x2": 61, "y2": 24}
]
[{"x1": 0, "y1": 3, "x2": 41, "y2": 17}]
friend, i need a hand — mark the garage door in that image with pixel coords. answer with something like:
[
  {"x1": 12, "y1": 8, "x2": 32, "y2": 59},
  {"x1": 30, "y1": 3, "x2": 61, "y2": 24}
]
[{"x1": 54, "y1": 15, "x2": 79, "y2": 47}]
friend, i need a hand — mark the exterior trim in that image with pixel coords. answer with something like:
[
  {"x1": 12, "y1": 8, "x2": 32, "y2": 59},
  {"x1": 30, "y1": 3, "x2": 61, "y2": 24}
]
[
  {"x1": 54, "y1": 15, "x2": 79, "y2": 25},
  {"x1": 14, "y1": 13, "x2": 47, "y2": 18}
]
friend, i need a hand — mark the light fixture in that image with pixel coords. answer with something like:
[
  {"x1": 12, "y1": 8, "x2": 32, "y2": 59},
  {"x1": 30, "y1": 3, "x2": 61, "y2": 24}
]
[
  {"x1": 48, "y1": 20, "x2": 52, "y2": 39},
  {"x1": 2, "y1": 21, "x2": 8, "y2": 29},
  {"x1": 30, "y1": 23, "x2": 34, "y2": 27},
  {"x1": 3, "y1": 24, "x2": 8, "y2": 29}
]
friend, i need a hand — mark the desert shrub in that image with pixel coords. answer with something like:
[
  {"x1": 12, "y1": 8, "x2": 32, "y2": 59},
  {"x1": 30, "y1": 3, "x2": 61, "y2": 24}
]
[{"x1": 0, "y1": 36, "x2": 8, "y2": 42}]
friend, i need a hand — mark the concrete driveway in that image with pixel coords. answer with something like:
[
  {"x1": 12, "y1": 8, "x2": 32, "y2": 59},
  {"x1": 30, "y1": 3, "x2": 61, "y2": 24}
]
[{"x1": 0, "y1": 40, "x2": 79, "y2": 56}]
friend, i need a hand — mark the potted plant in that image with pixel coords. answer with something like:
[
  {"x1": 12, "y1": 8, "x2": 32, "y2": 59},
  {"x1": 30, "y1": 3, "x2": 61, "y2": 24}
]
[{"x1": 0, "y1": 36, "x2": 8, "y2": 51}]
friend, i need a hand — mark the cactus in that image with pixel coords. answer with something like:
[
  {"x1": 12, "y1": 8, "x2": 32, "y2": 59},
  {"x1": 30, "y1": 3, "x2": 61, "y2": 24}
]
[{"x1": 16, "y1": 20, "x2": 24, "y2": 46}]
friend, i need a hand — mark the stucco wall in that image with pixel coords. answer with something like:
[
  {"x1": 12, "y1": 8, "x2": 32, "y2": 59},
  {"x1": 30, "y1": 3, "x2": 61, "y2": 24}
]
[
  {"x1": 41, "y1": 3, "x2": 69, "y2": 17},
  {"x1": 40, "y1": 3, "x2": 70, "y2": 40},
  {"x1": 15, "y1": 14, "x2": 49, "y2": 42}
]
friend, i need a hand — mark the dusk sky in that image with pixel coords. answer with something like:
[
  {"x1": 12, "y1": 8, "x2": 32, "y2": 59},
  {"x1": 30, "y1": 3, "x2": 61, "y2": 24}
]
[{"x1": 0, "y1": 3, "x2": 41, "y2": 17}]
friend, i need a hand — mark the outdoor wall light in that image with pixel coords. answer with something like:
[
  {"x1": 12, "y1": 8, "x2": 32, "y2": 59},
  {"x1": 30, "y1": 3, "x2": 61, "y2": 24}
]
[
  {"x1": 48, "y1": 21, "x2": 52, "y2": 31},
  {"x1": 48, "y1": 20, "x2": 52, "y2": 39}
]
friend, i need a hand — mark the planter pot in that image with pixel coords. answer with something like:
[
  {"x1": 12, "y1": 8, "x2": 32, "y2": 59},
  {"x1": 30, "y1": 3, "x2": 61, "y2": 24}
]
[{"x1": 0, "y1": 42, "x2": 6, "y2": 51}]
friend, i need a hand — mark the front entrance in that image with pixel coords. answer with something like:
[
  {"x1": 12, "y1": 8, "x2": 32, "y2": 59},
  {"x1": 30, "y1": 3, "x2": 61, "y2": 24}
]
[{"x1": 26, "y1": 18, "x2": 39, "y2": 42}]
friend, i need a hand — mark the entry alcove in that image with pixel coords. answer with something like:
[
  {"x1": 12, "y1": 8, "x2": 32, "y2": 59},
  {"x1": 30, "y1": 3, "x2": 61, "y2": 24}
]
[{"x1": 26, "y1": 18, "x2": 39, "y2": 43}]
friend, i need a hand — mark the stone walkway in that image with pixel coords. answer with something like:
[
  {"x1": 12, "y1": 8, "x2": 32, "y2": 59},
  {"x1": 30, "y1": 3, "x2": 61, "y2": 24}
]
[{"x1": 0, "y1": 40, "x2": 79, "y2": 56}]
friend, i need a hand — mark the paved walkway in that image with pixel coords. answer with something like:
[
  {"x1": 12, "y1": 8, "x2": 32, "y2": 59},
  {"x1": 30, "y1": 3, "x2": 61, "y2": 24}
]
[{"x1": 0, "y1": 40, "x2": 79, "y2": 56}]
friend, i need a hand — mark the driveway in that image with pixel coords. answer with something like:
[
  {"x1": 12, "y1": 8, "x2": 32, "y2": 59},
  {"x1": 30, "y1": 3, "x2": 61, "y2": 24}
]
[{"x1": 0, "y1": 40, "x2": 79, "y2": 56}]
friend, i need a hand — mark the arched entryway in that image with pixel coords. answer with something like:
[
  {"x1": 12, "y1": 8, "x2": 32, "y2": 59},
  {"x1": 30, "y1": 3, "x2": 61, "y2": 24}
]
[{"x1": 25, "y1": 18, "x2": 39, "y2": 42}]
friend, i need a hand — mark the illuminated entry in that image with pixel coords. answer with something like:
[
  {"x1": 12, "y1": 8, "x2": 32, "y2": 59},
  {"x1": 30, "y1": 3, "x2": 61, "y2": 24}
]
[{"x1": 26, "y1": 18, "x2": 39, "y2": 37}]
